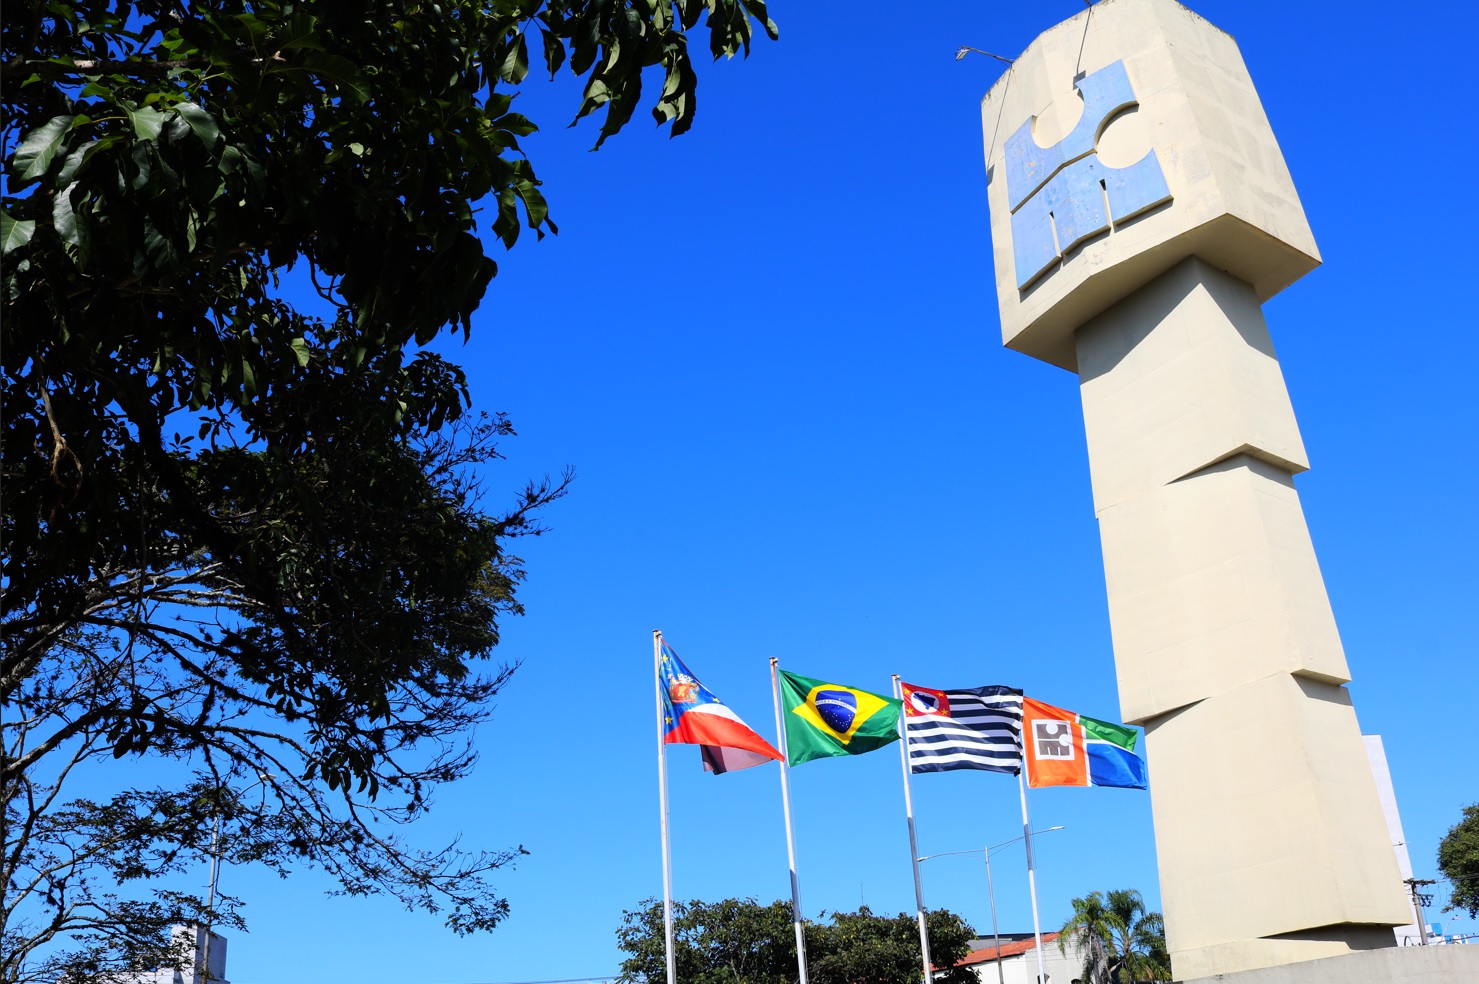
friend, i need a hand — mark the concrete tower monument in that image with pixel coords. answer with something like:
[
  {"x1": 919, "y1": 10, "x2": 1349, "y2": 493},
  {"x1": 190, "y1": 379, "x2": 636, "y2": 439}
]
[{"x1": 979, "y1": 1, "x2": 1413, "y2": 978}]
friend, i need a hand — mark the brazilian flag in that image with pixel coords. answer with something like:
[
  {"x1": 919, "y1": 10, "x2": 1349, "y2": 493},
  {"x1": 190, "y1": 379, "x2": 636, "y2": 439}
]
[{"x1": 778, "y1": 670, "x2": 902, "y2": 766}]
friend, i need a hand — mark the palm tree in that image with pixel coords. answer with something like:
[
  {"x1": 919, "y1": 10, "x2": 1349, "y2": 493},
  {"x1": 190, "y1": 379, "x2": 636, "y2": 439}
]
[
  {"x1": 1059, "y1": 892, "x2": 1113, "y2": 983},
  {"x1": 1058, "y1": 889, "x2": 1171, "y2": 983}
]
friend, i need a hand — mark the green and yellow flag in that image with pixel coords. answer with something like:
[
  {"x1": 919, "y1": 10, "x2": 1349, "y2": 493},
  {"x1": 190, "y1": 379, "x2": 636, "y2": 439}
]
[{"x1": 778, "y1": 670, "x2": 902, "y2": 765}]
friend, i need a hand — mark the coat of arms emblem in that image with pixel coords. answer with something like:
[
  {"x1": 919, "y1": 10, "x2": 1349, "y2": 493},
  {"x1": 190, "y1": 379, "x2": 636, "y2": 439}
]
[{"x1": 668, "y1": 675, "x2": 699, "y2": 704}]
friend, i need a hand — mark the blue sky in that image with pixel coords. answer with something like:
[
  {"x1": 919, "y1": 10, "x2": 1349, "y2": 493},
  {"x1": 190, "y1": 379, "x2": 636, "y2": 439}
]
[{"x1": 215, "y1": 2, "x2": 1477, "y2": 980}]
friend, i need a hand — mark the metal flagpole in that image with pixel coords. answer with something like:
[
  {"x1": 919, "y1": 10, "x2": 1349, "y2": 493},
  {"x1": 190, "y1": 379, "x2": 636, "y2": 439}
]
[
  {"x1": 1017, "y1": 769, "x2": 1047, "y2": 984},
  {"x1": 770, "y1": 658, "x2": 810, "y2": 984},
  {"x1": 653, "y1": 630, "x2": 677, "y2": 984},
  {"x1": 892, "y1": 676, "x2": 934, "y2": 984}
]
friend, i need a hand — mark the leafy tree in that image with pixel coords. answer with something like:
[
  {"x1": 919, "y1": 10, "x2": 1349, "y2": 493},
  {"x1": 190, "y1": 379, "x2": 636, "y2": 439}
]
[
  {"x1": 617, "y1": 898, "x2": 797, "y2": 984},
  {"x1": 1437, "y1": 802, "x2": 1479, "y2": 918},
  {"x1": 813, "y1": 906, "x2": 978, "y2": 984},
  {"x1": 1058, "y1": 889, "x2": 1169, "y2": 984},
  {"x1": 616, "y1": 897, "x2": 979, "y2": 984},
  {"x1": 2, "y1": 1, "x2": 776, "y2": 980}
]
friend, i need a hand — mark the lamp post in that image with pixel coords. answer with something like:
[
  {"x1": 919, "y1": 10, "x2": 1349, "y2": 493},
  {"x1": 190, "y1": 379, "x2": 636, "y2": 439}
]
[{"x1": 918, "y1": 826, "x2": 1066, "y2": 984}]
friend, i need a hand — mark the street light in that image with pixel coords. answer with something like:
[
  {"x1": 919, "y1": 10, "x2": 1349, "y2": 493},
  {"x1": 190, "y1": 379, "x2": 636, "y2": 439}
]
[{"x1": 918, "y1": 826, "x2": 1066, "y2": 984}]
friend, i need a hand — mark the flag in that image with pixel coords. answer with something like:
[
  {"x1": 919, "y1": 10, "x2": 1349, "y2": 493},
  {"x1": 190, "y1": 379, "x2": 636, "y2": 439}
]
[
  {"x1": 777, "y1": 670, "x2": 901, "y2": 766},
  {"x1": 1021, "y1": 697, "x2": 1148, "y2": 789},
  {"x1": 900, "y1": 683, "x2": 1023, "y2": 775},
  {"x1": 660, "y1": 642, "x2": 783, "y2": 774}
]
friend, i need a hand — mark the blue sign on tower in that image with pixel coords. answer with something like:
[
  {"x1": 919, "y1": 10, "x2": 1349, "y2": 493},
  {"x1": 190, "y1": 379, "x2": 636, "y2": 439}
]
[{"x1": 1004, "y1": 61, "x2": 1172, "y2": 289}]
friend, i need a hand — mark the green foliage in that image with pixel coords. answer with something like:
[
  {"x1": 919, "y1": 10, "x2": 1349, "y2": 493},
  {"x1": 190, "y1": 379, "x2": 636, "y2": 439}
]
[
  {"x1": 1437, "y1": 803, "x2": 1479, "y2": 918},
  {"x1": 3, "y1": 1, "x2": 777, "y2": 979},
  {"x1": 814, "y1": 907, "x2": 978, "y2": 984},
  {"x1": 1058, "y1": 889, "x2": 1169, "y2": 984},
  {"x1": 618, "y1": 898, "x2": 797, "y2": 984},
  {"x1": 615, "y1": 898, "x2": 978, "y2": 984}
]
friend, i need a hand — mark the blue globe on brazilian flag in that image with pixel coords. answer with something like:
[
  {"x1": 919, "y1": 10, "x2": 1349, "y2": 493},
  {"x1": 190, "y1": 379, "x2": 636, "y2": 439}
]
[{"x1": 778, "y1": 670, "x2": 902, "y2": 765}]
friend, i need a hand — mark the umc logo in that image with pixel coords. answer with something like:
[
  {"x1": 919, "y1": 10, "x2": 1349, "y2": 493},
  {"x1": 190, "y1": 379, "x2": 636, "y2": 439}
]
[
  {"x1": 1033, "y1": 720, "x2": 1077, "y2": 761},
  {"x1": 1004, "y1": 60, "x2": 1172, "y2": 289}
]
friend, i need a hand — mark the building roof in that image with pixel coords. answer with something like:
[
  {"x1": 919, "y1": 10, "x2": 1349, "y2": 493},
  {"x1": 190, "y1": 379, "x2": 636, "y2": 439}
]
[{"x1": 955, "y1": 931, "x2": 1062, "y2": 967}]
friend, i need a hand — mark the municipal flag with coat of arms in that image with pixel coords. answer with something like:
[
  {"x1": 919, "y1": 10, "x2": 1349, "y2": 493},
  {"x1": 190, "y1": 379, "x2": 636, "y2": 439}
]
[
  {"x1": 660, "y1": 641, "x2": 783, "y2": 774},
  {"x1": 1021, "y1": 696, "x2": 1148, "y2": 789},
  {"x1": 777, "y1": 670, "x2": 901, "y2": 766}
]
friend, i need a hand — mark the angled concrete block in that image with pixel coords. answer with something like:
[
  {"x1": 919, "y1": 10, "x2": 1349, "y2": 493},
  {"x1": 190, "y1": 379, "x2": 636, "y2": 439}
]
[
  {"x1": 1097, "y1": 455, "x2": 1352, "y2": 724},
  {"x1": 1077, "y1": 258, "x2": 1308, "y2": 514},
  {"x1": 1145, "y1": 673, "x2": 1409, "y2": 969}
]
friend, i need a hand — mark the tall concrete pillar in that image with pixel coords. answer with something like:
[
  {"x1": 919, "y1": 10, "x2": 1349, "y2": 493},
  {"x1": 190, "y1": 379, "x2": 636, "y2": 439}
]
[{"x1": 978, "y1": 1, "x2": 1410, "y2": 978}]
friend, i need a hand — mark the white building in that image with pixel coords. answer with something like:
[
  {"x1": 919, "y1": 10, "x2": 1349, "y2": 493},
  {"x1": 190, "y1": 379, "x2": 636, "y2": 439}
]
[
  {"x1": 950, "y1": 930, "x2": 1090, "y2": 984},
  {"x1": 128, "y1": 925, "x2": 230, "y2": 984},
  {"x1": 1364, "y1": 734, "x2": 1430, "y2": 946}
]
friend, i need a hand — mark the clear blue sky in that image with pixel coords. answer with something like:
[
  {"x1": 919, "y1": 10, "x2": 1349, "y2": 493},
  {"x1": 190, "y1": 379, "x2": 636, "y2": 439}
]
[{"x1": 218, "y1": 2, "x2": 1477, "y2": 979}]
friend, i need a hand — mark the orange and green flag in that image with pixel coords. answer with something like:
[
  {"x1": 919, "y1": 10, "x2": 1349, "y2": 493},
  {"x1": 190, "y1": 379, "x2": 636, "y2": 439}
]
[{"x1": 1022, "y1": 697, "x2": 1148, "y2": 789}]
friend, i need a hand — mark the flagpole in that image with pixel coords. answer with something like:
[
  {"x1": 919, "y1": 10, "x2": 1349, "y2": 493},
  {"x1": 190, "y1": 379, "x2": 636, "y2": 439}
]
[
  {"x1": 892, "y1": 676, "x2": 934, "y2": 984},
  {"x1": 653, "y1": 630, "x2": 677, "y2": 984},
  {"x1": 1017, "y1": 769, "x2": 1046, "y2": 984},
  {"x1": 770, "y1": 658, "x2": 810, "y2": 984}
]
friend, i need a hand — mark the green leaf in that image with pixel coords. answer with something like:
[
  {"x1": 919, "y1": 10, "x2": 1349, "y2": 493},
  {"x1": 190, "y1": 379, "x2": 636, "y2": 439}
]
[
  {"x1": 55, "y1": 140, "x2": 95, "y2": 186},
  {"x1": 142, "y1": 217, "x2": 179, "y2": 270},
  {"x1": 742, "y1": 0, "x2": 780, "y2": 41},
  {"x1": 13, "y1": 115, "x2": 75, "y2": 182},
  {"x1": 278, "y1": 10, "x2": 324, "y2": 51},
  {"x1": 174, "y1": 102, "x2": 222, "y2": 151},
  {"x1": 129, "y1": 142, "x2": 154, "y2": 190},
  {"x1": 302, "y1": 52, "x2": 371, "y2": 104},
  {"x1": 53, "y1": 181, "x2": 81, "y2": 245},
  {"x1": 290, "y1": 337, "x2": 311, "y2": 367},
  {"x1": 541, "y1": 28, "x2": 566, "y2": 77},
  {"x1": 494, "y1": 112, "x2": 537, "y2": 139},
  {"x1": 1, "y1": 211, "x2": 37, "y2": 254},
  {"x1": 126, "y1": 104, "x2": 168, "y2": 142},
  {"x1": 499, "y1": 34, "x2": 530, "y2": 84}
]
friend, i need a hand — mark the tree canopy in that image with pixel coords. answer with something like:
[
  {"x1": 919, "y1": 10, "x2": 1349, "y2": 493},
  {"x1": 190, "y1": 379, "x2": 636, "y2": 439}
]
[
  {"x1": 1437, "y1": 802, "x2": 1479, "y2": 919},
  {"x1": 1057, "y1": 888, "x2": 1169, "y2": 984},
  {"x1": 2, "y1": 1, "x2": 776, "y2": 979},
  {"x1": 616, "y1": 897, "x2": 980, "y2": 984}
]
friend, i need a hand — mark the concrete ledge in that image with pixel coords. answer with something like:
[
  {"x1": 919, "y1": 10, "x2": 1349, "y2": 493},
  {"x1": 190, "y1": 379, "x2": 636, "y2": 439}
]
[{"x1": 1180, "y1": 944, "x2": 1479, "y2": 984}]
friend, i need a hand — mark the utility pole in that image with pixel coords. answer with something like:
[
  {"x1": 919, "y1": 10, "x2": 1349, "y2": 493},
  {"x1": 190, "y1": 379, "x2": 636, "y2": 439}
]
[
  {"x1": 201, "y1": 811, "x2": 222, "y2": 983},
  {"x1": 1404, "y1": 878, "x2": 1437, "y2": 945}
]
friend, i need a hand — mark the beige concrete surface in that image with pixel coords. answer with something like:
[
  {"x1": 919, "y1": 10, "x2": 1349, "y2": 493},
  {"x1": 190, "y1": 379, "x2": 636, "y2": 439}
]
[
  {"x1": 981, "y1": 0, "x2": 1319, "y2": 370},
  {"x1": 1074, "y1": 262, "x2": 1411, "y2": 971},
  {"x1": 1076, "y1": 258, "x2": 1308, "y2": 514},
  {"x1": 1097, "y1": 454, "x2": 1351, "y2": 723},
  {"x1": 978, "y1": 2, "x2": 1412, "y2": 977},
  {"x1": 1076, "y1": 260, "x2": 1348, "y2": 723},
  {"x1": 1177, "y1": 942, "x2": 1479, "y2": 984},
  {"x1": 1144, "y1": 672, "x2": 1410, "y2": 963}
]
